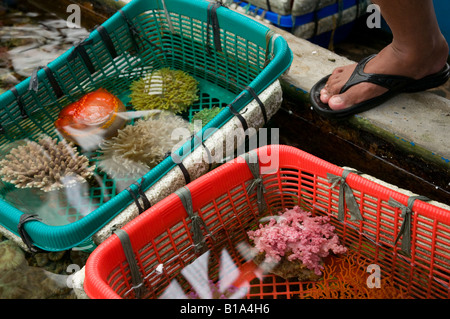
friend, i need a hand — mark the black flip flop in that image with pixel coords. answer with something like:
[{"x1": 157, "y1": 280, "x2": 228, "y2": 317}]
[{"x1": 310, "y1": 54, "x2": 450, "y2": 119}]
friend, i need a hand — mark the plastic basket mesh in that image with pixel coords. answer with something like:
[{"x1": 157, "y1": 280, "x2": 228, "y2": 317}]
[{"x1": 0, "y1": 1, "x2": 278, "y2": 234}]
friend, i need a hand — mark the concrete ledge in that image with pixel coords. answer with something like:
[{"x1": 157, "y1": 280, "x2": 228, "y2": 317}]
[{"x1": 249, "y1": 13, "x2": 450, "y2": 171}]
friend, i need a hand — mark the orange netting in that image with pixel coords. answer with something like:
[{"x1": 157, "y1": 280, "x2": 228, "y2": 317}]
[{"x1": 305, "y1": 252, "x2": 412, "y2": 299}]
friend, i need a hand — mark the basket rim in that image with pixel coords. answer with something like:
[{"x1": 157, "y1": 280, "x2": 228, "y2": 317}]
[
  {"x1": 0, "y1": 0, "x2": 293, "y2": 252},
  {"x1": 83, "y1": 144, "x2": 450, "y2": 299}
]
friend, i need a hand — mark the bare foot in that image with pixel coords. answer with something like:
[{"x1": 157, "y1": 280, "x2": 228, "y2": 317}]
[{"x1": 320, "y1": 37, "x2": 449, "y2": 111}]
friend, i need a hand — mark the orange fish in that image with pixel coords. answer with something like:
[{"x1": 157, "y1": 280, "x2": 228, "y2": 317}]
[{"x1": 55, "y1": 88, "x2": 126, "y2": 149}]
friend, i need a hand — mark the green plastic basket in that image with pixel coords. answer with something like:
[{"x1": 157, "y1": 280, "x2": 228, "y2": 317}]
[{"x1": 0, "y1": 0, "x2": 292, "y2": 252}]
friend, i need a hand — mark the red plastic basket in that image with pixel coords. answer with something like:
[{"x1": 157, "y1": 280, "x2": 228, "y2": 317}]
[{"x1": 84, "y1": 145, "x2": 450, "y2": 299}]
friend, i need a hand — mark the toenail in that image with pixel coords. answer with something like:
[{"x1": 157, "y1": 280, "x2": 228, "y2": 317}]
[{"x1": 330, "y1": 95, "x2": 343, "y2": 104}]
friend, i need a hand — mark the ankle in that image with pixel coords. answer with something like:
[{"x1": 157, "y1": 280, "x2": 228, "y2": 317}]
[
  {"x1": 397, "y1": 33, "x2": 447, "y2": 56},
  {"x1": 390, "y1": 36, "x2": 448, "y2": 76}
]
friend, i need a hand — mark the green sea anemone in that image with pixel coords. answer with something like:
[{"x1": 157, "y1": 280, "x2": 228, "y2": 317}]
[
  {"x1": 190, "y1": 107, "x2": 223, "y2": 132},
  {"x1": 191, "y1": 107, "x2": 223, "y2": 125},
  {"x1": 130, "y1": 68, "x2": 199, "y2": 114}
]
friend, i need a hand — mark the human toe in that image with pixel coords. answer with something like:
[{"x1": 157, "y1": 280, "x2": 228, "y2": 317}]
[
  {"x1": 320, "y1": 88, "x2": 330, "y2": 103},
  {"x1": 327, "y1": 94, "x2": 346, "y2": 110}
]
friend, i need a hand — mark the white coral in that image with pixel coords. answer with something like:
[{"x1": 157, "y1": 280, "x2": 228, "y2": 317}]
[{"x1": 97, "y1": 112, "x2": 190, "y2": 179}]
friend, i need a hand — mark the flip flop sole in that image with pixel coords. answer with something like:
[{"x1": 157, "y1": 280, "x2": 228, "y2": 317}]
[
  {"x1": 403, "y1": 63, "x2": 450, "y2": 93},
  {"x1": 309, "y1": 75, "x2": 398, "y2": 119},
  {"x1": 309, "y1": 63, "x2": 450, "y2": 119}
]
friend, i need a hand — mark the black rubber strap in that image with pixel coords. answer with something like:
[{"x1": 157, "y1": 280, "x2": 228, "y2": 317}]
[
  {"x1": 312, "y1": 0, "x2": 320, "y2": 37},
  {"x1": 78, "y1": 45, "x2": 95, "y2": 74},
  {"x1": 246, "y1": 86, "x2": 267, "y2": 125},
  {"x1": 265, "y1": 0, "x2": 271, "y2": 12},
  {"x1": 30, "y1": 66, "x2": 64, "y2": 99},
  {"x1": 44, "y1": 66, "x2": 64, "y2": 98},
  {"x1": 228, "y1": 103, "x2": 248, "y2": 132},
  {"x1": 165, "y1": 152, "x2": 191, "y2": 184},
  {"x1": 337, "y1": 0, "x2": 344, "y2": 27},
  {"x1": 17, "y1": 214, "x2": 43, "y2": 253},
  {"x1": 96, "y1": 25, "x2": 118, "y2": 59},
  {"x1": 119, "y1": 9, "x2": 164, "y2": 56},
  {"x1": 340, "y1": 55, "x2": 414, "y2": 93},
  {"x1": 114, "y1": 229, "x2": 145, "y2": 298},
  {"x1": 126, "y1": 178, "x2": 151, "y2": 214},
  {"x1": 356, "y1": 0, "x2": 362, "y2": 17},
  {"x1": 68, "y1": 39, "x2": 96, "y2": 74},
  {"x1": 119, "y1": 9, "x2": 140, "y2": 52},
  {"x1": 10, "y1": 86, "x2": 27, "y2": 119},
  {"x1": 206, "y1": 2, "x2": 223, "y2": 54},
  {"x1": 119, "y1": 10, "x2": 153, "y2": 51}
]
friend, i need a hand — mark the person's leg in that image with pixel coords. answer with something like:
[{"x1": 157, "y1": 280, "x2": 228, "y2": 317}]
[{"x1": 320, "y1": 0, "x2": 449, "y2": 110}]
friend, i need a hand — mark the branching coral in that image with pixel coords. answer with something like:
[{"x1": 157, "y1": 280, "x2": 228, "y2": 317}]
[
  {"x1": 97, "y1": 112, "x2": 190, "y2": 179},
  {"x1": 0, "y1": 136, "x2": 95, "y2": 192},
  {"x1": 306, "y1": 251, "x2": 412, "y2": 299},
  {"x1": 248, "y1": 206, "x2": 347, "y2": 279},
  {"x1": 130, "y1": 68, "x2": 199, "y2": 114}
]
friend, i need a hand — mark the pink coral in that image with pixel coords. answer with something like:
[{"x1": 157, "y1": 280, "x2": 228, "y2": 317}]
[{"x1": 247, "y1": 206, "x2": 347, "y2": 276}]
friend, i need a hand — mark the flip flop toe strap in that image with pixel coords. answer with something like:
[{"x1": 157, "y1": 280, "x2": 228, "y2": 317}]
[{"x1": 340, "y1": 55, "x2": 414, "y2": 94}]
